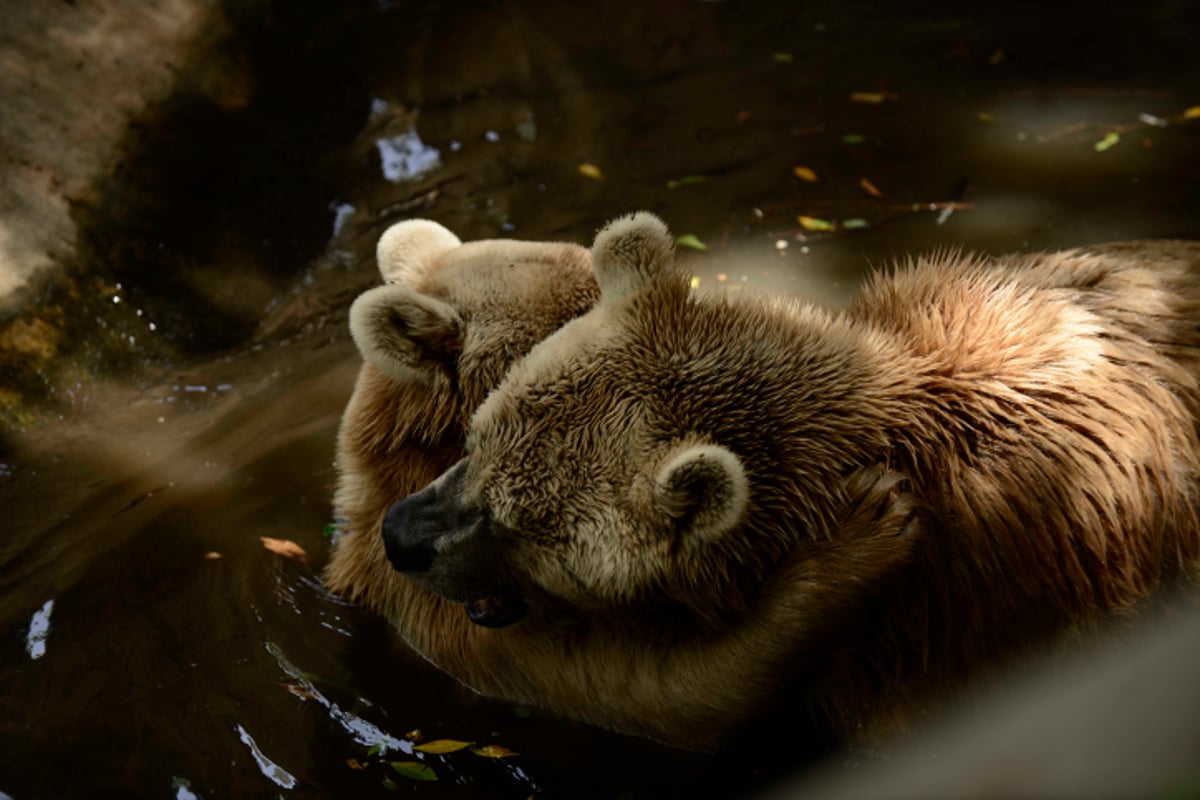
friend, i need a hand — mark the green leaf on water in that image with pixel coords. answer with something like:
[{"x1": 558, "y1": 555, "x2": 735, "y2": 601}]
[
  {"x1": 381, "y1": 777, "x2": 398, "y2": 791},
  {"x1": 366, "y1": 743, "x2": 384, "y2": 757},
  {"x1": 1094, "y1": 132, "x2": 1121, "y2": 152},
  {"x1": 675, "y1": 234, "x2": 708, "y2": 251},
  {"x1": 841, "y1": 133, "x2": 866, "y2": 144},
  {"x1": 842, "y1": 218, "x2": 871, "y2": 229},
  {"x1": 666, "y1": 175, "x2": 708, "y2": 189},
  {"x1": 390, "y1": 761, "x2": 438, "y2": 781},
  {"x1": 414, "y1": 739, "x2": 473, "y2": 754}
]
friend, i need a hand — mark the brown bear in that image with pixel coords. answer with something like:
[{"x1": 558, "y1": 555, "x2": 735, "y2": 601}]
[
  {"x1": 327, "y1": 216, "x2": 919, "y2": 748},
  {"x1": 324, "y1": 219, "x2": 601, "y2": 618},
  {"x1": 380, "y1": 212, "x2": 1200, "y2": 748}
]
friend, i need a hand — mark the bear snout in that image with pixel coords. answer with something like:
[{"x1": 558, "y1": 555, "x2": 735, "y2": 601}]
[
  {"x1": 382, "y1": 485, "x2": 443, "y2": 574},
  {"x1": 382, "y1": 459, "x2": 482, "y2": 575}
]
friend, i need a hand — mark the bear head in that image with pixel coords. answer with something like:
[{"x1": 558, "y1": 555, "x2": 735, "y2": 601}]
[{"x1": 325, "y1": 219, "x2": 599, "y2": 616}]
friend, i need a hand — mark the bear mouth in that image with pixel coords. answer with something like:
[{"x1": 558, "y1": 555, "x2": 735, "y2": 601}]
[{"x1": 464, "y1": 589, "x2": 526, "y2": 628}]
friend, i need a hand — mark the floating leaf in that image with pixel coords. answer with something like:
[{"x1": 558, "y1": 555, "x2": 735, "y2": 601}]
[
  {"x1": 859, "y1": 177, "x2": 884, "y2": 198},
  {"x1": 675, "y1": 234, "x2": 708, "y2": 251},
  {"x1": 346, "y1": 758, "x2": 367, "y2": 770},
  {"x1": 390, "y1": 761, "x2": 438, "y2": 781},
  {"x1": 666, "y1": 175, "x2": 708, "y2": 189},
  {"x1": 841, "y1": 134, "x2": 866, "y2": 145},
  {"x1": 381, "y1": 778, "x2": 398, "y2": 791},
  {"x1": 366, "y1": 743, "x2": 385, "y2": 757},
  {"x1": 1138, "y1": 112, "x2": 1168, "y2": 127},
  {"x1": 842, "y1": 218, "x2": 870, "y2": 229},
  {"x1": 792, "y1": 166, "x2": 818, "y2": 183},
  {"x1": 403, "y1": 729, "x2": 424, "y2": 743},
  {"x1": 577, "y1": 162, "x2": 604, "y2": 180},
  {"x1": 797, "y1": 216, "x2": 837, "y2": 232},
  {"x1": 1094, "y1": 132, "x2": 1121, "y2": 152},
  {"x1": 1184, "y1": 106, "x2": 1200, "y2": 120},
  {"x1": 471, "y1": 745, "x2": 519, "y2": 759},
  {"x1": 849, "y1": 91, "x2": 897, "y2": 104},
  {"x1": 260, "y1": 537, "x2": 307, "y2": 561},
  {"x1": 771, "y1": 52, "x2": 794, "y2": 63},
  {"x1": 203, "y1": 551, "x2": 223, "y2": 560},
  {"x1": 414, "y1": 739, "x2": 473, "y2": 754},
  {"x1": 977, "y1": 112, "x2": 996, "y2": 123}
]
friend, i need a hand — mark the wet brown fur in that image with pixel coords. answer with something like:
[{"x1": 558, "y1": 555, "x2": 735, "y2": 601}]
[
  {"x1": 330, "y1": 214, "x2": 1200, "y2": 750},
  {"x1": 326, "y1": 218, "x2": 922, "y2": 750},
  {"x1": 443, "y1": 215, "x2": 1200, "y2": 747}
]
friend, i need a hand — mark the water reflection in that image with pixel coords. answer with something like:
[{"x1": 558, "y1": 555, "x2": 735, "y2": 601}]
[
  {"x1": 24, "y1": 599, "x2": 53, "y2": 660},
  {"x1": 235, "y1": 723, "x2": 298, "y2": 790},
  {"x1": 375, "y1": 130, "x2": 442, "y2": 184}
]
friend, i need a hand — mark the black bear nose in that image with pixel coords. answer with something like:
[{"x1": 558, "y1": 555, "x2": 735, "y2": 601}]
[{"x1": 382, "y1": 484, "x2": 441, "y2": 574}]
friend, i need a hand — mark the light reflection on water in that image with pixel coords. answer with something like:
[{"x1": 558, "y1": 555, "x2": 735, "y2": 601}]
[
  {"x1": 375, "y1": 129, "x2": 443, "y2": 183},
  {"x1": 24, "y1": 599, "x2": 53, "y2": 660},
  {"x1": 235, "y1": 723, "x2": 298, "y2": 790}
]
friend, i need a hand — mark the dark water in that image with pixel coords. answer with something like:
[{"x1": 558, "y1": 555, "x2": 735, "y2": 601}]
[{"x1": 2, "y1": 1, "x2": 1199, "y2": 798}]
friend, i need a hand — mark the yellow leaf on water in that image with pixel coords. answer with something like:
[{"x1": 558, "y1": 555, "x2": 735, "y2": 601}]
[
  {"x1": 577, "y1": 162, "x2": 604, "y2": 180},
  {"x1": 346, "y1": 758, "x2": 367, "y2": 770},
  {"x1": 792, "y1": 165, "x2": 818, "y2": 183},
  {"x1": 471, "y1": 744, "x2": 519, "y2": 759},
  {"x1": 1183, "y1": 106, "x2": 1200, "y2": 120},
  {"x1": 850, "y1": 91, "x2": 897, "y2": 104},
  {"x1": 279, "y1": 680, "x2": 320, "y2": 700},
  {"x1": 259, "y1": 537, "x2": 307, "y2": 561},
  {"x1": 797, "y1": 216, "x2": 837, "y2": 232},
  {"x1": 414, "y1": 739, "x2": 473, "y2": 754},
  {"x1": 203, "y1": 551, "x2": 223, "y2": 560}
]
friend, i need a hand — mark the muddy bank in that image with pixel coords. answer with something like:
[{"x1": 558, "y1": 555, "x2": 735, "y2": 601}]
[{"x1": 0, "y1": 0, "x2": 208, "y2": 302}]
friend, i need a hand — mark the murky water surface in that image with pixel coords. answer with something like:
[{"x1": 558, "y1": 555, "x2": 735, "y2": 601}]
[{"x1": 2, "y1": 1, "x2": 1199, "y2": 797}]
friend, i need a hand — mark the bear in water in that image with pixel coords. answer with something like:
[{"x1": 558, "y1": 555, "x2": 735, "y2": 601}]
[{"x1": 381, "y1": 213, "x2": 1200, "y2": 748}]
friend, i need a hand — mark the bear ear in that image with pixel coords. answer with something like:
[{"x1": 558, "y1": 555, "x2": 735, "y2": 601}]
[
  {"x1": 348, "y1": 285, "x2": 463, "y2": 384},
  {"x1": 591, "y1": 211, "x2": 676, "y2": 304},
  {"x1": 376, "y1": 219, "x2": 462, "y2": 286},
  {"x1": 653, "y1": 443, "x2": 749, "y2": 544}
]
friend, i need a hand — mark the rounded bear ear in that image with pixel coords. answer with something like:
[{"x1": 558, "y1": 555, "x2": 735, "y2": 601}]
[
  {"x1": 591, "y1": 211, "x2": 676, "y2": 304},
  {"x1": 376, "y1": 219, "x2": 462, "y2": 286},
  {"x1": 349, "y1": 285, "x2": 463, "y2": 384},
  {"x1": 653, "y1": 442, "x2": 749, "y2": 545}
]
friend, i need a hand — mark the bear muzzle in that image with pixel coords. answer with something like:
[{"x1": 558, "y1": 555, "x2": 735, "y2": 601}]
[{"x1": 381, "y1": 459, "x2": 526, "y2": 628}]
